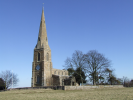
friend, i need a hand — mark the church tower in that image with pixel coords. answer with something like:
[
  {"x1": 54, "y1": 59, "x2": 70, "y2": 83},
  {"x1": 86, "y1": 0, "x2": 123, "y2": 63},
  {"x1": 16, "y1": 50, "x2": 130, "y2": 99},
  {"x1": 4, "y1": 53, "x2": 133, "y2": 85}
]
[{"x1": 31, "y1": 8, "x2": 53, "y2": 87}]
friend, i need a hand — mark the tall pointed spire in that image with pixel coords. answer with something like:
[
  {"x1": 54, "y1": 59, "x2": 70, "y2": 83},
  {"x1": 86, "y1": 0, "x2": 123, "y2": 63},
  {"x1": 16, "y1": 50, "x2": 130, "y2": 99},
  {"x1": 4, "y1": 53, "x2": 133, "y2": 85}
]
[
  {"x1": 41, "y1": 5, "x2": 45, "y2": 23},
  {"x1": 36, "y1": 7, "x2": 49, "y2": 49},
  {"x1": 42, "y1": 3, "x2": 44, "y2": 11}
]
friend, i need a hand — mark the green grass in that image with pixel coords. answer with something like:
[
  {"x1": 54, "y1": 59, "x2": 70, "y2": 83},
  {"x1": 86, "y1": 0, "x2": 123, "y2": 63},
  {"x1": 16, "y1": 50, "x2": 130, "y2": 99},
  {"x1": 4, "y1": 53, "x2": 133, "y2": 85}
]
[{"x1": 0, "y1": 87, "x2": 133, "y2": 100}]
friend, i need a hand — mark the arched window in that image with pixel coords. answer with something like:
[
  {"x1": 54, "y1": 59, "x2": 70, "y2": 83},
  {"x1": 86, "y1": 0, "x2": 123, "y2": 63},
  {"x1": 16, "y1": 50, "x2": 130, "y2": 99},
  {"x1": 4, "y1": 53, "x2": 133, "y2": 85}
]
[
  {"x1": 54, "y1": 71, "x2": 56, "y2": 74},
  {"x1": 62, "y1": 72, "x2": 63, "y2": 75},
  {"x1": 47, "y1": 53, "x2": 49, "y2": 61},
  {"x1": 38, "y1": 37, "x2": 40, "y2": 41},
  {"x1": 36, "y1": 75, "x2": 40, "y2": 84},
  {"x1": 38, "y1": 52, "x2": 40, "y2": 61},
  {"x1": 58, "y1": 72, "x2": 60, "y2": 75}
]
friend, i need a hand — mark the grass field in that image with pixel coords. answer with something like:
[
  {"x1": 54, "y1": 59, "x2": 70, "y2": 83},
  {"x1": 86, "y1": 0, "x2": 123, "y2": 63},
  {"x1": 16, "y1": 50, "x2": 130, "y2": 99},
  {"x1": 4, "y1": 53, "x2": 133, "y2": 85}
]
[{"x1": 0, "y1": 87, "x2": 133, "y2": 100}]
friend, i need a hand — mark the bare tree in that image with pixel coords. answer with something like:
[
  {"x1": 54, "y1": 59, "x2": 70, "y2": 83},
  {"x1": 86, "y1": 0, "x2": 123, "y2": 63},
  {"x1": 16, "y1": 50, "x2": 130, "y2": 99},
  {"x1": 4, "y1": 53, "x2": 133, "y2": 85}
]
[
  {"x1": 0, "y1": 70, "x2": 19, "y2": 89},
  {"x1": 84, "y1": 50, "x2": 111, "y2": 85},
  {"x1": 123, "y1": 77, "x2": 131, "y2": 87},
  {"x1": 63, "y1": 50, "x2": 86, "y2": 85}
]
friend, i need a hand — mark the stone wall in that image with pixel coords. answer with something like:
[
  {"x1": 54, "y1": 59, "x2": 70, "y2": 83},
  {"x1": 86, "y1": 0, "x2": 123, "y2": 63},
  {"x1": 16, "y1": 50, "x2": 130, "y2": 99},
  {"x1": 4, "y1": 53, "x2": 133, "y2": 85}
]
[
  {"x1": 7, "y1": 86, "x2": 61, "y2": 91},
  {"x1": 64, "y1": 85, "x2": 124, "y2": 90},
  {"x1": 5, "y1": 85, "x2": 123, "y2": 91}
]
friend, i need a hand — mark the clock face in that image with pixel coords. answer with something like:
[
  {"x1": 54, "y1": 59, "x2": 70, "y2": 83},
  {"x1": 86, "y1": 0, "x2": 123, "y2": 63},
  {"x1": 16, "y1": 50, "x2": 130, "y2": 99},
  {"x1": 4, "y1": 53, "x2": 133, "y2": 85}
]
[{"x1": 36, "y1": 65, "x2": 40, "y2": 70}]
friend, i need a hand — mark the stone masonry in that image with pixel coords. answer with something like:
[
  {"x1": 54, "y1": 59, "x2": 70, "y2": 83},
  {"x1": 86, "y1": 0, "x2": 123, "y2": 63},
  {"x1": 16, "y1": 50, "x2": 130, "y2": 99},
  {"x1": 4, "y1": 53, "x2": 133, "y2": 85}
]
[{"x1": 31, "y1": 8, "x2": 76, "y2": 87}]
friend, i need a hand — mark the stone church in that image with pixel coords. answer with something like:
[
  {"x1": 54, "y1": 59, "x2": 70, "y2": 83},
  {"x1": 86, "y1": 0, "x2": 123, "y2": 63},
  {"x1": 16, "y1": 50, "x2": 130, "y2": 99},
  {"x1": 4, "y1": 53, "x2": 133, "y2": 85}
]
[{"x1": 31, "y1": 8, "x2": 76, "y2": 87}]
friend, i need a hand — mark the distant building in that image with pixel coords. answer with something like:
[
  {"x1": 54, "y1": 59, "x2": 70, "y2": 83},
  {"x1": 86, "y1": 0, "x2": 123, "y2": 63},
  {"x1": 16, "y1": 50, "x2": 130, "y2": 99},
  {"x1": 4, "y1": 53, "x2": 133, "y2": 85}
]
[{"x1": 31, "y1": 8, "x2": 76, "y2": 87}]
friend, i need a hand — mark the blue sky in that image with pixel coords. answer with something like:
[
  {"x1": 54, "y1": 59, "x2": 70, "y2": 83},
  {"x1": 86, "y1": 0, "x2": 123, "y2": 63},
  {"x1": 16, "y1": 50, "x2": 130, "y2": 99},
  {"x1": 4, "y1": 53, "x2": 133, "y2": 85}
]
[{"x1": 0, "y1": 0, "x2": 133, "y2": 88}]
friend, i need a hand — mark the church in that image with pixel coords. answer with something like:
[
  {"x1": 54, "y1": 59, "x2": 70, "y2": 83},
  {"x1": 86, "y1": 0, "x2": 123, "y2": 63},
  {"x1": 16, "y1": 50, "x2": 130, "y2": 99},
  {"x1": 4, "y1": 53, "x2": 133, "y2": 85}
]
[{"x1": 31, "y1": 8, "x2": 76, "y2": 87}]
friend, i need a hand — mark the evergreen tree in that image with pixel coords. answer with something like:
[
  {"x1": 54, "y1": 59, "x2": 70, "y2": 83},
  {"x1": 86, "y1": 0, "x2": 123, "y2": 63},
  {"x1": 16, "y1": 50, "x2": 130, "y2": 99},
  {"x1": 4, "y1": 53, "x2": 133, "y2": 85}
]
[
  {"x1": 73, "y1": 67, "x2": 86, "y2": 85},
  {"x1": 67, "y1": 68, "x2": 74, "y2": 76}
]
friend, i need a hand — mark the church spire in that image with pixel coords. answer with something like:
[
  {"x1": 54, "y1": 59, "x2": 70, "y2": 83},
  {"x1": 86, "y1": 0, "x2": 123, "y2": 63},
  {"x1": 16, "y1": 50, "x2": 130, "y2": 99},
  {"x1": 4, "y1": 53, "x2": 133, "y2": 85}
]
[{"x1": 36, "y1": 7, "x2": 49, "y2": 49}]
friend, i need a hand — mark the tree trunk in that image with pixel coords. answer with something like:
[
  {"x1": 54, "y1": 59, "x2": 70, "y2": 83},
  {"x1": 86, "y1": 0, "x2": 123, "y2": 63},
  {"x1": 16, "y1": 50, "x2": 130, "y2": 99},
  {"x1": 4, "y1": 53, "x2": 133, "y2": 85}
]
[
  {"x1": 97, "y1": 73, "x2": 99, "y2": 85},
  {"x1": 80, "y1": 74, "x2": 83, "y2": 86},
  {"x1": 79, "y1": 67, "x2": 83, "y2": 86}
]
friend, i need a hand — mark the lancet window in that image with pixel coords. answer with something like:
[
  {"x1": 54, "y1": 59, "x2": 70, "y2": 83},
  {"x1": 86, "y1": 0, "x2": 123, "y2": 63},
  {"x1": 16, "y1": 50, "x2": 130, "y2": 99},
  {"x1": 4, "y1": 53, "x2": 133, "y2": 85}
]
[
  {"x1": 38, "y1": 52, "x2": 40, "y2": 61},
  {"x1": 36, "y1": 75, "x2": 40, "y2": 84}
]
